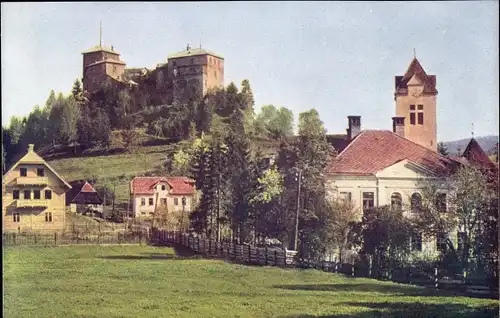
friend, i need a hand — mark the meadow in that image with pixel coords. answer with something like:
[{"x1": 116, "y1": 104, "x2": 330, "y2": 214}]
[{"x1": 3, "y1": 245, "x2": 498, "y2": 318}]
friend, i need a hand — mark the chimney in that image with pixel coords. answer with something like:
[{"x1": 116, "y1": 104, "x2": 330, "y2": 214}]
[
  {"x1": 392, "y1": 117, "x2": 405, "y2": 138},
  {"x1": 347, "y1": 116, "x2": 361, "y2": 140},
  {"x1": 28, "y1": 144, "x2": 35, "y2": 152}
]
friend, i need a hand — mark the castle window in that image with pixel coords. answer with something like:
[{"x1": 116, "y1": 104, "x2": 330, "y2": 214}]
[
  {"x1": 190, "y1": 58, "x2": 194, "y2": 65},
  {"x1": 33, "y1": 190, "x2": 41, "y2": 200},
  {"x1": 141, "y1": 198, "x2": 146, "y2": 206},
  {"x1": 418, "y1": 112, "x2": 424, "y2": 125},
  {"x1": 13, "y1": 190, "x2": 20, "y2": 200},
  {"x1": 173, "y1": 61, "x2": 177, "y2": 67},
  {"x1": 13, "y1": 213, "x2": 20, "y2": 223},
  {"x1": 339, "y1": 192, "x2": 352, "y2": 202},
  {"x1": 362, "y1": 192, "x2": 374, "y2": 211},
  {"x1": 174, "y1": 198, "x2": 179, "y2": 206},
  {"x1": 410, "y1": 113, "x2": 416, "y2": 125},
  {"x1": 410, "y1": 104, "x2": 415, "y2": 110},
  {"x1": 417, "y1": 104, "x2": 423, "y2": 110},
  {"x1": 149, "y1": 198, "x2": 154, "y2": 206},
  {"x1": 391, "y1": 192, "x2": 402, "y2": 209},
  {"x1": 45, "y1": 190, "x2": 52, "y2": 200},
  {"x1": 37, "y1": 168, "x2": 44, "y2": 177},
  {"x1": 411, "y1": 193, "x2": 422, "y2": 213},
  {"x1": 23, "y1": 190, "x2": 31, "y2": 200},
  {"x1": 45, "y1": 212, "x2": 53, "y2": 222},
  {"x1": 20, "y1": 168, "x2": 27, "y2": 177}
]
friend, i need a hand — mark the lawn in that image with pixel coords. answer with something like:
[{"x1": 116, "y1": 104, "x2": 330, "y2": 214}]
[{"x1": 3, "y1": 245, "x2": 498, "y2": 318}]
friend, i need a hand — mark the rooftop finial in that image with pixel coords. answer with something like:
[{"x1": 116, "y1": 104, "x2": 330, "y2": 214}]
[
  {"x1": 186, "y1": 43, "x2": 191, "y2": 51},
  {"x1": 413, "y1": 48, "x2": 416, "y2": 58},
  {"x1": 99, "y1": 21, "x2": 102, "y2": 48},
  {"x1": 199, "y1": 39, "x2": 202, "y2": 49},
  {"x1": 471, "y1": 122, "x2": 474, "y2": 139}
]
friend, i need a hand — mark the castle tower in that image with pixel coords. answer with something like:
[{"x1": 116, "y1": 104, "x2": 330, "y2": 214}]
[
  {"x1": 81, "y1": 22, "x2": 126, "y2": 92},
  {"x1": 166, "y1": 44, "x2": 224, "y2": 104},
  {"x1": 394, "y1": 56, "x2": 438, "y2": 151}
]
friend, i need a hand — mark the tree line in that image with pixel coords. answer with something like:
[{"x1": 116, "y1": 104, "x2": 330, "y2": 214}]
[{"x1": 2, "y1": 77, "x2": 296, "y2": 170}]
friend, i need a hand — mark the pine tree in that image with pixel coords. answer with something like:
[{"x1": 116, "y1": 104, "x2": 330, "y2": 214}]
[{"x1": 77, "y1": 104, "x2": 94, "y2": 149}]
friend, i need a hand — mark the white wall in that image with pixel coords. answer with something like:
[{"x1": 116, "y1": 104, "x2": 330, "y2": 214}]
[{"x1": 325, "y1": 160, "x2": 455, "y2": 254}]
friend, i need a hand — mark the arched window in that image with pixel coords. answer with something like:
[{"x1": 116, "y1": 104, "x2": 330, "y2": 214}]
[
  {"x1": 391, "y1": 192, "x2": 402, "y2": 209},
  {"x1": 411, "y1": 193, "x2": 422, "y2": 213}
]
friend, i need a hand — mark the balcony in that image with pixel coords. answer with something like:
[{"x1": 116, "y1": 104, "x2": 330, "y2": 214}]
[
  {"x1": 16, "y1": 199, "x2": 49, "y2": 208},
  {"x1": 16, "y1": 177, "x2": 48, "y2": 186}
]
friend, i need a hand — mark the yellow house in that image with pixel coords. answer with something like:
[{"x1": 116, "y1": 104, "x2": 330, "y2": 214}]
[{"x1": 2, "y1": 144, "x2": 72, "y2": 233}]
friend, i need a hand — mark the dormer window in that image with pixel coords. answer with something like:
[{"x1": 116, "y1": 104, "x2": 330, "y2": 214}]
[
  {"x1": 20, "y1": 168, "x2": 27, "y2": 177},
  {"x1": 37, "y1": 168, "x2": 44, "y2": 177},
  {"x1": 162, "y1": 185, "x2": 166, "y2": 191}
]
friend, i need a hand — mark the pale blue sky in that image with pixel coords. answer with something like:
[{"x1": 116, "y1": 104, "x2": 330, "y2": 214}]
[{"x1": 1, "y1": 2, "x2": 498, "y2": 141}]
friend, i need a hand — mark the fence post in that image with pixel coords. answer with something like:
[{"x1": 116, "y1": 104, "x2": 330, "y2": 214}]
[
  {"x1": 13, "y1": 233, "x2": 16, "y2": 245},
  {"x1": 233, "y1": 242, "x2": 237, "y2": 260},
  {"x1": 369, "y1": 255, "x2": 373, "y2": 278},
  {"x1": 352, "y1": 264, "x2": 355, "y2": 277},
  {"x1": 434, "y1": 267, "x2": 438, "y2": 290},
  {"x1": 274, "y1": 250, "x2": 278, "y2": 266},
  {"x1": 248, "y1": 245, "x2": 251, "y2": 264},
  {"x1": 197, "y1": 237, "x2": 200, "y2": 253},
  {"x1": 34, "y1": 234, "x2": 38, "y2": 245},
  {"x1": 409, "y1": 266, "x2": 412, "y2": 284},
  {"x1": 54, "y1": 232, "x2": 57, "y2": 246},
  {"x1": 265, "y1": 247, "x2": 268, "y2": 266}
]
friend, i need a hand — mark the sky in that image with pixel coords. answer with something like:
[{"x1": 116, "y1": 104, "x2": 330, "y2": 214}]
[{"x1": 1, "y1": 2, "x2": 498, "y2": 142}]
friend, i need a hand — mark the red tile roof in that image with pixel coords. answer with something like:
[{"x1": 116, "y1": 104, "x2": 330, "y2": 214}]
[
  {"x1": 326, "y1": 130, "x2": 455, "y2": 176},
  {"x1": 130, "y1": 177, "x2": 195, "y2": 195},
  {"x1": 395, "y1": 58, "x2": 437, "y2": 94}
]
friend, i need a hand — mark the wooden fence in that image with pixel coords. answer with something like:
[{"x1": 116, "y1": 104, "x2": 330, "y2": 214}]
[
  {"x1": 153, "y1": 229, "x2": 499, "y2": 299},
  {"x1": 151, "y1": 229, "x2": 297, "y2": 267},
  {"x1": 3, "y1": 230, "x2": 149, "y2": 246}
]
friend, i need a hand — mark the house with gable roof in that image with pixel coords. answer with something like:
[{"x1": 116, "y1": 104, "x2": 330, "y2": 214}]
[
  {"x1": 66, "y1": 180, "x2": 104, "y2": 215},
  {"x1": 2, "y1": 144, "x2": 72, "y2": 232},
  {"x1": 129, "y1": 176, "x2": 196, "y2": 218},
  {"x1": 324, "y1": 56, "x2": 462, "y2": 253}
]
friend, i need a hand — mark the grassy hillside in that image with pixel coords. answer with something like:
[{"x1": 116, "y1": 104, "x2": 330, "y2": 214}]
[
  {"x1": 45, "y1": 130, "x2": 279, "y2": 207},
  {"x1": 4, "y1": 245, "x2": 498, "y2": 318},
  {"x1": 46, "y1": 130, "x2": 184, "y2": 205}
]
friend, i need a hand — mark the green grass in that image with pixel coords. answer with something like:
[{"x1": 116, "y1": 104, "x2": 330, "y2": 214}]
[
  {"x1": 48, "y1": 141, "x2": 180, "y2": 204},
  {"x1": 3, "y1": 245, "x2": 498, "y2": 318}
]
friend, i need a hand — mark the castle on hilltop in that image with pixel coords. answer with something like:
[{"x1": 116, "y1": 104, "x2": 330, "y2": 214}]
[{"x1": 81, "y1": 26, "x2": 224, "y2": 105}]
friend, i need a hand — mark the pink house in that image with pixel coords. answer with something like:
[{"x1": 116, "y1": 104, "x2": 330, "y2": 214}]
[{"x1": 129, "y1": 177, "x2": 196, "y2": 218}]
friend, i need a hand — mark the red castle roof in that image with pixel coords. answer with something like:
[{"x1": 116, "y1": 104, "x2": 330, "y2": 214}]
[
  {"x1": 130, "y1": 177, "x2": 195, "y2": 195},
  {"x1": 327, "y1": 130, "x2": 456, "y2": 176},
  {"x1": 395, "y1": 57, "x2": 437, "y2": 95}
]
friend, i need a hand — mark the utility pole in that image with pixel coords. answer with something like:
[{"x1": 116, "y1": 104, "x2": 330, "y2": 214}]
[
  {"x1": 181, "y1": 196, "x2": 186, "y2": 232},
  {"x1": 294, "y1": 168, "x2": 303, "y2": 251}
]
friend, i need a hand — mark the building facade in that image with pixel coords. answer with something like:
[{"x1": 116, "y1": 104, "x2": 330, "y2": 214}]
[
  {"x1": 82, "y1": 37, "x2": 225, "y2": 105},
  {"x1": 129, "y1": 176, "x2": 196, "y2": 218},
  {"x1": 82, "y1": 45, "x2": 126, "y2": 92},
  {"x1": 66, "y1": 181, "x2": 104, "y2": 215},
  {"x1": 325, "y1": 128, "x2": 456, "y2": 253},
  {"x1": 2, "y1": 144, "x2": 72, "y2": 232}
]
